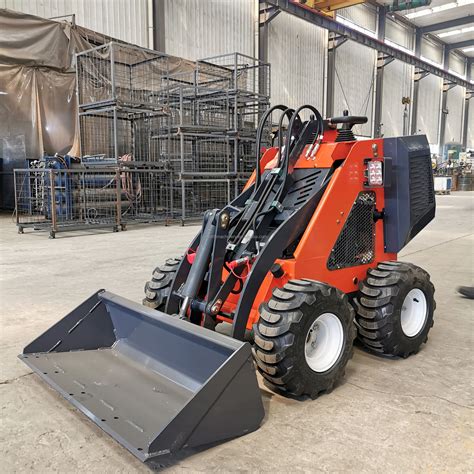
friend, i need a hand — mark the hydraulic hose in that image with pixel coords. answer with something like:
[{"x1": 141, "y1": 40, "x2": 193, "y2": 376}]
[
  {"x1": 254, "y1": 104, "x2": 291, "y2": 191},
  {"x1": 276, "y1": 108, "x2": 296, "y2": 168},
  {"x1": 274, "y1": 104, "x2": 324, "y2": 204}
]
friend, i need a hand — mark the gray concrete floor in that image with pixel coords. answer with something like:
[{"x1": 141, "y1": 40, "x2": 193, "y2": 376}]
[{"x1": 1, "y1": 192, "x2": 473, "y2": 473}]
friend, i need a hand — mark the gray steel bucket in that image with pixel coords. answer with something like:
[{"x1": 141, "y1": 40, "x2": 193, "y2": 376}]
[{"x1": 19, "y1": 290, "x2": 264, "y2": 462}]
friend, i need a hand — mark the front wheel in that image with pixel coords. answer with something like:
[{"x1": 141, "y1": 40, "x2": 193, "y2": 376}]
[
  {"x1": 253, "y1": 279, "x2": 356, "y2": 399},
  {"x1": 354, "y1": 261, "x2": 435, "y2": 358},
  {"x1": 143, "y1": 257, "x2": 181, "y2": 311}
]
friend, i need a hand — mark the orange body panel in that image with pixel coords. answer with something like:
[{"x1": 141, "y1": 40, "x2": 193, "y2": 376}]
[{"x1": 219, "y1": 138, "x2": 396, "y2": 329}]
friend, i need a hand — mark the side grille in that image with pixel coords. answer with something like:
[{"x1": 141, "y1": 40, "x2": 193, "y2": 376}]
[
  {"x1": 327, "y1": 192, "x2": 376, "y2": 270},
  {"x1": 409, "y1": 154, "x2": 435, "y2": 223}
]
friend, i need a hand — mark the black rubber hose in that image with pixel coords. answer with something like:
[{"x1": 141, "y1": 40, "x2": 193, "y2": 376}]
[
  {"x1": 255, "y1": 104, "x2": 290, "y2": 191},
  {"x1": 275, "y1": 104, "x2": 324, "y2": 203},
  {"x1": 276, "y1": 108, "x2": 296, "y2": 168}
]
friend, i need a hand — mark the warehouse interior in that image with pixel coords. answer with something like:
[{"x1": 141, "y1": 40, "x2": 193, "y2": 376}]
[{"x1": 0, "y1": 0, "x2": 473, "y2": 472}]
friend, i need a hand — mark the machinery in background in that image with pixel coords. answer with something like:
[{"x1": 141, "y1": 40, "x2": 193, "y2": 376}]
[
  {"x1": 21, "y1": 105, "x2": 436, "y2": 462},
  {"x1": 432, "y1": 147, "x2": 473, "y2": 193}
]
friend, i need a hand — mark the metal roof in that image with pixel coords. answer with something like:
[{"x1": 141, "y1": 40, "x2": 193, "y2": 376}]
[{"x1": 393, "y1": 0, "x2": 474, "y2": 57}]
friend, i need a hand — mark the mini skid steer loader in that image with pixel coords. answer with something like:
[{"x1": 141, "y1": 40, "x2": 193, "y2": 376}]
[{"x1": 21, "y1": 105, "x2": 436, "y2": 462}]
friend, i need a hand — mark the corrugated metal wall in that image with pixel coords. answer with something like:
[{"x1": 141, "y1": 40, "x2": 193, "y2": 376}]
[
  {"x1": 338, "y1": 4, "x2": 377, "y2": 32},
  {"x1": 449, "y1": 53, "x2": 466, "y2": 77},
  {"x1": 162, "y1": 0, "x2": 254, "y2": 60},
  {"x1": 385, "y1": 17, "x2": 414, "y2": 50},
  {"x1": 267, "y1": 11, "x2": 326, "y2": 113},
  {"x1": 467, "y1": 104, "x2": 474, "y2": 149},
  {"x1": 417, "y1": 73, "x2": 442, "y2": 145},
  {"x1": 421, "y1": 37, "x2": 443, "y2": 65},
  {"x1": 334, "y1": 41, "x2": 376, "y2": 136},
  {"x1": 444, "y1": 86, "x2": 465, "y2": 144},
  {"x1": 1, "y1": 0, "x2": 150, "y2": 47},
  {"x1": 382, "y1": 60, "x2": 413, "y2": 137}
]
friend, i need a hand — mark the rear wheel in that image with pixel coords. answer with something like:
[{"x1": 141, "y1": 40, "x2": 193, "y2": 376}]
[
  {"x1": 253, "y1": 280, "x2": 355, "y2": 399},
  {"x1": 143, "y1": 257, "x2": 181, "y2": 311},
  {"x1": 354, "y1": 261, "x2": 435, "y2": 357}
]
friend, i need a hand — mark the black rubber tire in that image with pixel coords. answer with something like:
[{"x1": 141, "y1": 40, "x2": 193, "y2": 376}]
[
  {"x1": 253, "y1": 279, "x2": 356, "y2": 399},
  {"x1": 354, "y1": 261, "x2": 435, "y2": 358},
  {"x1": 143, "y1": 257, "x2": 181, "y2": 311}
]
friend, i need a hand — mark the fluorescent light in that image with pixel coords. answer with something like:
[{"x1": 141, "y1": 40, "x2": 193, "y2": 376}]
[
  {"x1": 405, "y1": 0, "x2": 474, "y2": 19},
  {"x1": 438, "y1": 29, "x2": 461, "y2": 38},
  {"x1": 434, "y1": 2, "x2": 458, "y2": 12},
  {"x1": 462, "y1": 47, "x2": 474, "y2": 52},
  {"x1": 406, "y1": 10, "x2": 432, "y2": 19},
  {"x1": 438, "y1": 26, "x2": 474, "y2": 38}
]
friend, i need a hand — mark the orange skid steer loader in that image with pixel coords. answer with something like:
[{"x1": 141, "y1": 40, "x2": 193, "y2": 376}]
[{"x1": 20, "y1": 105, "x2": 436, "y2": 462}]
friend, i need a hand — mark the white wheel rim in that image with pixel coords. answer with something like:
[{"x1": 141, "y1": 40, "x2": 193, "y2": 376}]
[
  {"x1": 305, "y1": 313, "x2": 344, "y2": 373},
  {"x1": 400, "y1": 288, "x2": 428, "y2": 337}
]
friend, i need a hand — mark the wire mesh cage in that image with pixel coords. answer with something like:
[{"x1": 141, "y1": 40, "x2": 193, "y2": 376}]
[
  {"x1": 176, "y1": 178, "x2": 233, "y2": 221},
  {"x1": 196, "y1": 53, "x2": 270, "y2": 99},
  {"x1": 119, "y1": 167, "x2": 173, "y2": 223},
  {"x1": 15, "y1": 167, "x2": 175, "y2": 236},
  {"x1": 79, "y1": 107, "x2": 165, "y2": 164},
  {"x1": 77, "y1": 42, "x2": 173, "y2": 109}
]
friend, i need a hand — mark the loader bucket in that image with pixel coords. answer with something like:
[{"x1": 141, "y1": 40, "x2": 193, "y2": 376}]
[{"x1": 19, "y1": 290, "x2": 264, "y2": 462}]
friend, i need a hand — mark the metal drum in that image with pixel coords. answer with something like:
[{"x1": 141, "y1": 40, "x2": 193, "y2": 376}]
[{"x1": 458, "y1": 175, "x2": 474, "y2": 191}]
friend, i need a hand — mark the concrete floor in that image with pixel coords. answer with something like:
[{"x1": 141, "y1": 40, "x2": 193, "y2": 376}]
[{"x1": 1, "y1": 192, "x2": 473, "y2": 473}]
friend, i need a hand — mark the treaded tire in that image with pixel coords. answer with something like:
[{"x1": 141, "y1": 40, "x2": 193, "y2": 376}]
[
  {"x1": 354, "y1": 261, "x2": 435, "y2": 358},
  {"x1": 143, "y1": 257, "x2": 181, "y2": 311},
  {"x1": 253, "y1": 279, "x2": 356, "y2": 399}
]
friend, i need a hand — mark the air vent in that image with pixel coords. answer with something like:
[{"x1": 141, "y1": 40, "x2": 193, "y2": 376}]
[{"x1": 327, "y1": 192, "x2": 376, "y2": 270}]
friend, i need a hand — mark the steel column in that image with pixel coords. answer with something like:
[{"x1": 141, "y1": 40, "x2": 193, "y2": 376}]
[
  {"x1": 439, "y1": 47, "x2": 450, "y2": 152},
  {"x1": 374, "y1": 7, "x2": 386, "y2": 138},
  {"x1": 462, "y1": 65, "x2": 472, "y2": 149},
  {"x1": 326, "y1": 34, "x2": 347, "y2": 118},
  {"x1": 326, "y1": 33, "x2": 336, "y2": 118},
  {"x1": 259, "y1": 3, "x2": 279, "y2": 97},
  {"x1": 152, "y1": 0, "x2": 166, "y2": 52},
  {"x1": 410, "y1": 30, "x2": 423, "y2": 135}
]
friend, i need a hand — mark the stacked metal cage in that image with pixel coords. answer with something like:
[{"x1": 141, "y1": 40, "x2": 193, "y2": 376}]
[
  {"x1": 15, "y1": 43, "x2": 270, "y2": 235},
  {"x1": 78, "y1": 44, "x2": 270, "y2": 223},
  {"x1": 160, "y1": 53, "x2": 271, "y2": 219}
]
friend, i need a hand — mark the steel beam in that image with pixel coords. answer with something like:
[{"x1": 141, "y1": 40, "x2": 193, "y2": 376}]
[
  {"x1": 374, "y1": 6, "x2": 386, "y2": 137},
  {"x1": 447, "y1": 40, "x2": 474, "y2": 52},
  {"x1": 264, "y1": 0, "x2": 472, "y2": 89},
  {"x1": 420, "y1": 16, "x2": 474, "y2": 34}
]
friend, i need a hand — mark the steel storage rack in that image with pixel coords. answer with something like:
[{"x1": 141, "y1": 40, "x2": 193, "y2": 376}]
[{"x1": 15, "y1": 44, "x2": 270, "y2": 235}]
